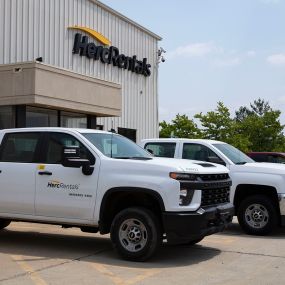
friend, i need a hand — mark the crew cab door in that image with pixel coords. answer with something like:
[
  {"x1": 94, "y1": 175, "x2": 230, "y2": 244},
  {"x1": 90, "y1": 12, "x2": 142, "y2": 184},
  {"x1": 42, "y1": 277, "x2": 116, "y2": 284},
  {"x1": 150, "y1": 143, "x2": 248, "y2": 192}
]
[
  {"x1": 35, "y1": 132, "x2": 98, "y2": 221},
  {"x1": 0, "y1": 132, "x2": 42, "y2": 215}
]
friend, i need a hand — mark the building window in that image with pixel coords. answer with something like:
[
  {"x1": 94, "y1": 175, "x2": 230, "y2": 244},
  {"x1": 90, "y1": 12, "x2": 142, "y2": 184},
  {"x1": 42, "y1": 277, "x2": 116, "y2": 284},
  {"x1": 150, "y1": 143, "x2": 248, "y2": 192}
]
[
  {"x1": 0, "y1": 106, "x2": 15, "y2": 129},
  {"x1": 60, "y1": 111, "x2": 87, "y2": 128},
  {"x1": 26, "y1": 106, "x2": 58, "y2": 127},
  {"x1": 118, "y1": 127, "x2": 137, "y2": 142}
]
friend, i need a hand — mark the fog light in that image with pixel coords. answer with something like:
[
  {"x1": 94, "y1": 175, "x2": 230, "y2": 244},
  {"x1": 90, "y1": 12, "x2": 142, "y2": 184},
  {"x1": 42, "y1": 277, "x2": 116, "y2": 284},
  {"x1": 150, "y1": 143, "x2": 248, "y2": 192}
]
[{"x1": 179, "y1": 189, "x2": 195, "y2": 206}]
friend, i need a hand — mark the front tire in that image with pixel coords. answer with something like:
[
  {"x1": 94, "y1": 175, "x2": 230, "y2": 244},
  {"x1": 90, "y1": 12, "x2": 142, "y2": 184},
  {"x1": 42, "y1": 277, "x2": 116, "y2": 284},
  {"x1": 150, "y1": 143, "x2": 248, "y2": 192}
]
[
  {"x1": 110, "y1": 207, "x2": 162, "y2": 261},
  {"x1": 237, "y1": 195, "x2": 278, "y2": 235},
  {"x1": 0, "y1": 220, "x2": 11, "y2": 230}
]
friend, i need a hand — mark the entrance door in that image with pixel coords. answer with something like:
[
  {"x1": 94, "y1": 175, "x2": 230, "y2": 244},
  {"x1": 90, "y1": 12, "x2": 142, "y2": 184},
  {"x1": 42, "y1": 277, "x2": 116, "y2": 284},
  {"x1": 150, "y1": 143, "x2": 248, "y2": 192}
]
[
  {"x1": 35, "y1": 132, "x2": 98, "y2": 221},
  {"x1": 0, "y1": 132, "x2": 42, "y2": 215}
]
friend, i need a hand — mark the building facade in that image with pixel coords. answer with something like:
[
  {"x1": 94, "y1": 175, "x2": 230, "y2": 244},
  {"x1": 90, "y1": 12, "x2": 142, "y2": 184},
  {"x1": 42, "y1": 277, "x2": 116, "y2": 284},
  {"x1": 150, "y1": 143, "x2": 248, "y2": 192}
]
[{"x1": 0, "y1": 0, "x2": 161, "y2": 141}]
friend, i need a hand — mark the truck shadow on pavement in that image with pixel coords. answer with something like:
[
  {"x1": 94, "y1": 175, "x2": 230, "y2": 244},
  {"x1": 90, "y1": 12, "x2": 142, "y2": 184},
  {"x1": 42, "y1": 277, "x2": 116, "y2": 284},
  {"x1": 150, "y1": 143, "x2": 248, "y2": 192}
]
[
  {"x1": 221, "y1": 220, "x2": 285, "y2": 239},
  {"x1": 0, "y1": 227, "x2": 221, "y2": 269}
]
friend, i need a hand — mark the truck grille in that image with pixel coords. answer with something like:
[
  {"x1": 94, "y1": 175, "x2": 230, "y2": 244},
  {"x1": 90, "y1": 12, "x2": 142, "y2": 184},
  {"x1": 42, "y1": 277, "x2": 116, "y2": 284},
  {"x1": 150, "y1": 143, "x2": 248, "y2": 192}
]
[
  {"x1": 198, "y1": 173, "x2": 229, "y2": 181},
  {"x1": 201, "y1": 186, "x2": 230, "y2": 207}
]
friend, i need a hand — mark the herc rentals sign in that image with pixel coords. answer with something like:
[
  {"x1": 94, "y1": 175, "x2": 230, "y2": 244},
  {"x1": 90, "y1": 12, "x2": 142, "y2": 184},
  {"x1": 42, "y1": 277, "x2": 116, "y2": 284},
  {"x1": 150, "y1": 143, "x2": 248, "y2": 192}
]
[{"x1": 69, "y1": 26, "x2": 152, "y2": 77}]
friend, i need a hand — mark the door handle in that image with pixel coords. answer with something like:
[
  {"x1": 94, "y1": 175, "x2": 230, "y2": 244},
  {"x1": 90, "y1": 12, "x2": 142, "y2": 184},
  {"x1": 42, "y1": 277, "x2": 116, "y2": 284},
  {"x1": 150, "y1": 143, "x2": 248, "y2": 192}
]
[{"x1": 38, "y1": 171, "x2": 52, "y2": 176}]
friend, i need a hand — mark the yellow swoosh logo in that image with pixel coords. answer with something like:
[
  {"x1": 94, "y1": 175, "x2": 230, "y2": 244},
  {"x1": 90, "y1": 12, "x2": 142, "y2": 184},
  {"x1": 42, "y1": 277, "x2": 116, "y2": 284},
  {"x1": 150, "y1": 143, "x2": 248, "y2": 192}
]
[{"x1": 68, "y1": 26, "x2": 111, "y2": 46}]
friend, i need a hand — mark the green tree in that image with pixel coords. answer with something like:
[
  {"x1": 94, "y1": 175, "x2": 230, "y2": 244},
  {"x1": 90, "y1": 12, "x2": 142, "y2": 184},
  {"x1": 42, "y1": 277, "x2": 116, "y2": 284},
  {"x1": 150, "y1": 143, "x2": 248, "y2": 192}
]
[
  {"x1": 194, "y1": 102, "x2": 251, "y2": 151},
  {"x1": 235, "y1": 99, "x2": 285, "y2": 151},
  {"x1": 159, "y1": 114, "x2": 201, "y2": 138}
]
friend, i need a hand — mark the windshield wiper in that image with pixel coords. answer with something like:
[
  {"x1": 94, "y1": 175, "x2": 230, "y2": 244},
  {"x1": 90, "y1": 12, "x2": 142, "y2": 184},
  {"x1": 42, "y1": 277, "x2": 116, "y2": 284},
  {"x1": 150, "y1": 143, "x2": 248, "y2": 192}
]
[{"x1": 236, "y1": 162, "x2": 247, "y2": 165}]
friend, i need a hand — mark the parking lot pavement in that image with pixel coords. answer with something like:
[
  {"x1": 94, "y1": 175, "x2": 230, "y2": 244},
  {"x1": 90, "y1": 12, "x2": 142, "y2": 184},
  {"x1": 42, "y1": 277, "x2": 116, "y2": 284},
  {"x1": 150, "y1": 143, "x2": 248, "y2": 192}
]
[{"x1": 0, "y1": 219, "x2": 284, "y2": 285}]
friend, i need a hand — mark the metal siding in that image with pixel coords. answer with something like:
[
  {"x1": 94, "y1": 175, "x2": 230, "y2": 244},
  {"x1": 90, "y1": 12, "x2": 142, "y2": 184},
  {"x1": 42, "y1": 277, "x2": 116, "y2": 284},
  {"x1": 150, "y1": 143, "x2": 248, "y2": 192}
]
[{"x1": 0, "y1": 0, "x2": 159, "y2": 141}]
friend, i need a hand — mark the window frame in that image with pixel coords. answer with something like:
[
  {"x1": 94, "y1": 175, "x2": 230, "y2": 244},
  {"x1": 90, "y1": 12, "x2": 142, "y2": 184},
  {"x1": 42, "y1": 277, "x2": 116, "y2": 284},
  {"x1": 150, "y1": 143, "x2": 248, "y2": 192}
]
[
  {"x1": 40, "y1": 132, "x2": 95, "y2": 165},
  {"x1": 144, "y1": 142, "x2": 177, "y2": 158},
  {"x1": 0, "y1": 132, "x2": 44, "y2": 163},
  {"x1": 182, "y1": 143, "x2": 224, "y2": 163}
]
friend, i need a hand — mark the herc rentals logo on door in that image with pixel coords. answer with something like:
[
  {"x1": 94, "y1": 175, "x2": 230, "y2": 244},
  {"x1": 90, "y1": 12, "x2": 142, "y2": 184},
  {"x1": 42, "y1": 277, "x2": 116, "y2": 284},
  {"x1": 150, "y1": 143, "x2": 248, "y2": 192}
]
[
  {"x1": 47, "y1": 180, "x2": 79, "y2": 190},
  {"x1": 68, "y1": 26, "x2": 151, "y2": 77}
]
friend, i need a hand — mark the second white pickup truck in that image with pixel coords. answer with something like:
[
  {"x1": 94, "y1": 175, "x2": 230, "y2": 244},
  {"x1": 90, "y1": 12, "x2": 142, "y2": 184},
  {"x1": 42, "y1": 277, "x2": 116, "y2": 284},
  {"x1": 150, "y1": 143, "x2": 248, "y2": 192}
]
[{"x1": 141, "y1": 138, "x2": 285, "y2": 236}]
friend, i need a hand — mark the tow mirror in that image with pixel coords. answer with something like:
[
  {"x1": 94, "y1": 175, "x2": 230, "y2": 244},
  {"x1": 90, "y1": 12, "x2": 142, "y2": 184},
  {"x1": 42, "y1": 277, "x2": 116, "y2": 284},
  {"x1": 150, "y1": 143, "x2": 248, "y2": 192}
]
[{"x1": 62, "y1": 146, "x2": 94, "y2": 175}]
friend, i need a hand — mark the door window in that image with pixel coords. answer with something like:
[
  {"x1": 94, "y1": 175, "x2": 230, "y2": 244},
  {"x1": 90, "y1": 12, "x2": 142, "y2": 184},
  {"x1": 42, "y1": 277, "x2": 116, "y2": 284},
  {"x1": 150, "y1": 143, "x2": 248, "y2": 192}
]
[
  {"x1": 43, "y1": 133, "x2": 95, "y2": 165},
  {"x1": 182, "y1": 143, "x2": 223, "y2": 163},
  {"x1": 144, "y1": 142, "x2": 176, "y2": 158},
  {"x1": 0, "y1": 132, "x2": 41, "y2": 163}
]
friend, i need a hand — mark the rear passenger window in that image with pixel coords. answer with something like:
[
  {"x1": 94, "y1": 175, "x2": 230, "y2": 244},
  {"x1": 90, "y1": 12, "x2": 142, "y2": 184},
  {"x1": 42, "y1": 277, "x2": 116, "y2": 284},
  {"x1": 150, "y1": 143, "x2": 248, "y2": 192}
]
[
  {"x1": 144, "y1": 143, "x2": 176, "y2": 158},
  {"x1": 0, "y1": 133, "x2": 41, "y2": 163}
]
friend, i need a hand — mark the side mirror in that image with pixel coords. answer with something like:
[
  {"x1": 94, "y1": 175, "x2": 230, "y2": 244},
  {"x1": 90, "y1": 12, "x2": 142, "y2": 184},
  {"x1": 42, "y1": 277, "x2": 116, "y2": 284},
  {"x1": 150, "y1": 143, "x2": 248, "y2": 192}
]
[
  {"x1": 208, "y1": 156, "x2": 226, "y2": 166},
  {"x1": 62, "y1": 146, "x2": 94, "y2": 176}
]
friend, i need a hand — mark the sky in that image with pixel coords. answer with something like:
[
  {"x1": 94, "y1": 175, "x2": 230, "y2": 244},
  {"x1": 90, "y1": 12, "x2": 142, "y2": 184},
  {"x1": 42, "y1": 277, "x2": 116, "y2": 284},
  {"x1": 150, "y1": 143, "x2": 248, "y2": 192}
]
[{"x1": 102, "y1": 0, "x2": 285, "y2": 123}]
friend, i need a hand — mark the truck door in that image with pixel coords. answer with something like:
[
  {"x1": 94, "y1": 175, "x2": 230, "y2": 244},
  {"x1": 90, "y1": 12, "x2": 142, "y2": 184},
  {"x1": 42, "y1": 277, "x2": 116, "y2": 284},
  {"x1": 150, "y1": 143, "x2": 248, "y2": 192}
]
[
  {"x1": 35, "y1": 132, "x2": 98, "y2": 221},
  {"x1": 0, "y1": 132, "x2": 42, "y2": 215}
]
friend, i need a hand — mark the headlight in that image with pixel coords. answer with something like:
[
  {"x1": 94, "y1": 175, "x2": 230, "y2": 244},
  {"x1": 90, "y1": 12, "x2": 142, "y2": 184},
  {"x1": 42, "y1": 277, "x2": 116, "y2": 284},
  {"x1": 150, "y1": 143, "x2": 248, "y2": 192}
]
[
  {"x1": 179, "y1": 188, "x2": 195, "y2": 206},
  {"x1": 169, "y1": 172, "x2": 197, "y2": 181}
]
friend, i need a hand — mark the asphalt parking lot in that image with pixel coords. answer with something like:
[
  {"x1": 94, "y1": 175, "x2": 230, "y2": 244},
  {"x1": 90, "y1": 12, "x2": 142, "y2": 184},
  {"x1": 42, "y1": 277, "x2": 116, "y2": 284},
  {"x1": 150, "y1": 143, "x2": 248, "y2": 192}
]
[{"x1": 0, "y1": 218, "x2": 284, "y2": 285}]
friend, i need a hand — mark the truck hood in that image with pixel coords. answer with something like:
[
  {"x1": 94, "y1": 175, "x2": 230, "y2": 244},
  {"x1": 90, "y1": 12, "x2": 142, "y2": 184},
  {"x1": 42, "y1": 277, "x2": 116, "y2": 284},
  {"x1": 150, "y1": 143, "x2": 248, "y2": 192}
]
[
  {"x1": 148, "y1": 157, "x2": 229, "y2": 174},
  {"x1": 231, "y1": 162, "x2": 285, "y2": 175}
]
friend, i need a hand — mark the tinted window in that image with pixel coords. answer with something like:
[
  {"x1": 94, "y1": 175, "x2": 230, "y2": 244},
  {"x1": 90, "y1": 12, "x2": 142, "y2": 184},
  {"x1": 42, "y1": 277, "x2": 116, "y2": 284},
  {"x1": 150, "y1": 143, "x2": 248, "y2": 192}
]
[
  {"x1": 183, "y1": 143, "x2": 222, "y2": 162},
  {"x1": 44, "y1": 133, "x2": 95, "y2": 164},
  {"x1": 0, "y1": 132, "x2": 41, "y2": 163},
  {"x1": 250, "y1": 154, "x2": 268, "y2": 162},
  {"x1": 144, "y1": 143, "x2": 176, "y2": 158}
]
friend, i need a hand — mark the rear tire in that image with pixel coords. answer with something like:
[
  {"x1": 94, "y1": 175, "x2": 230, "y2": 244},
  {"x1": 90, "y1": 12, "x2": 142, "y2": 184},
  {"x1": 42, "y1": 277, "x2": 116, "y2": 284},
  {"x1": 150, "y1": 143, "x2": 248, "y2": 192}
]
[
  {"x1": 110, "y1": 207, "x2": 162, "y2": 261},
  {"x1": 237, "y1": 195, "x2": 278, "y2": 235},
  {"x1": 0, "y1": 220, "x2": 11, "y2": 230}
]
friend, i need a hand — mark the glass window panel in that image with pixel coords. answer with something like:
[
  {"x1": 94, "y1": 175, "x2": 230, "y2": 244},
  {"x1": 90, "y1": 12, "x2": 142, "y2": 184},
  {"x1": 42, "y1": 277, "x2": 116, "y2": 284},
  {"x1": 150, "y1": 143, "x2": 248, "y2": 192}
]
[
  {"x1": 60, "y1": 111, "x2": 87, "y2": 128},
  {"x1": 0, "y1": 106, "x2": 15, "y2": 129},
  {"x1": 44, "y1": 132, "x2": 94, "y2": 164},
  {"x1": 0, "y1": 132, "x2": 41, "y2": 163},
  {"x1": 26, "y1": 106, "x2": 58, "y2": 127},
  {"x1": 144, "y1": 142, "x2": 176, "y2": 158}
]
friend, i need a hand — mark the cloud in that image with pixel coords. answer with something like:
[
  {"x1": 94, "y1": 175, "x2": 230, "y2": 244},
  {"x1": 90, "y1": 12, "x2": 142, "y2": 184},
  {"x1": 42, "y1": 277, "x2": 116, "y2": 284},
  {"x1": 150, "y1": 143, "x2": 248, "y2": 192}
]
[
  {"x1": 213, "y1": 57, "x2": 241, "y2": 67},
  {"x1": 267, "y1": 53, "x2": 285, "y2": 66},
  {"x1": 167, "y1": 42, "x2": 221, "y2": 59},
  {"x1": 246, "y1": 50, "x2": 256, "y2": 57},
  {"x1": 260, "y1": 0, "x2": 280, "y2": 3}
]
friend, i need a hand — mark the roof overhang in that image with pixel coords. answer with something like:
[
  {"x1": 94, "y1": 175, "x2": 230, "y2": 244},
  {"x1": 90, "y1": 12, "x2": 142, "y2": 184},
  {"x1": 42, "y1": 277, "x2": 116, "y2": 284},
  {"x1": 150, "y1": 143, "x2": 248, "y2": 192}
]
[{"x1": 0, "y1": 62, "x2": 122, "y2": 117}]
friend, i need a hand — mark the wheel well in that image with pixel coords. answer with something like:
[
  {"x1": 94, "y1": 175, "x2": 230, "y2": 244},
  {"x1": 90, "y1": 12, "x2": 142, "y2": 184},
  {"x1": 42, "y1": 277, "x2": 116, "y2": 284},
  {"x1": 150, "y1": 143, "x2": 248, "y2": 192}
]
[
  {"x1": 99, "y1": 188, "x2": 165, "y2": 234},
  {"x1": 234, "y1": 184, "x2": 280, "y2": 215}
]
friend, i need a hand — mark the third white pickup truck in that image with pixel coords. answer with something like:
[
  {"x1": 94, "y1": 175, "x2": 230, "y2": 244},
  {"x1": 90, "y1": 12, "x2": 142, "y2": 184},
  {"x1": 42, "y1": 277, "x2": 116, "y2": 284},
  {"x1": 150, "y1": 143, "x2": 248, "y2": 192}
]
[{"x1": 141, "y1": 138, "x2": 285, "y2": 236}]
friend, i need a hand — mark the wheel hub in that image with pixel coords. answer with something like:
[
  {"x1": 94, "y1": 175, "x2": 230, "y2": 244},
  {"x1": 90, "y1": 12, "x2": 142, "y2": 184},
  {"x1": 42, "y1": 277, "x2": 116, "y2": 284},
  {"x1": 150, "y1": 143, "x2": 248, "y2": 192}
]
[
  {"x1": 245, "y1": 203, "x2": 269, "y2": 229},
  {"x1": 118, "y1": 218, "x2": 148, "y2": 252},
  {"x1": 127, "y1": 226, "x2": 142, "y2": 243}
]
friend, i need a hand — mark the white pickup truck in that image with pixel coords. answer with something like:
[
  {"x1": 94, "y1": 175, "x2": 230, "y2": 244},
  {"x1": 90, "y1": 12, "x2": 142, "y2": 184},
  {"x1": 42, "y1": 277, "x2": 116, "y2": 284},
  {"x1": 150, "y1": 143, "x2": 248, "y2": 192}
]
[
  {"x1": 0, "y1": 128, "x2": 234, "y2": 261},
  {"x1": 141, "y1": 138, "x2": 285, "y2": 235}
]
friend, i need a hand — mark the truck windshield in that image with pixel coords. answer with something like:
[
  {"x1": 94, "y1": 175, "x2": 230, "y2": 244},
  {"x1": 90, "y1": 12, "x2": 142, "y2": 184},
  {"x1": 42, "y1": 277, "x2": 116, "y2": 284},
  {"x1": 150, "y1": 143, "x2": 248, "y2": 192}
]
[
  {"x1": 82, "y1": 133, "x2": 152, "y2": 160},
  {"x1": 213, "y1": 143, "x2": 254, "y2": 165}
]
